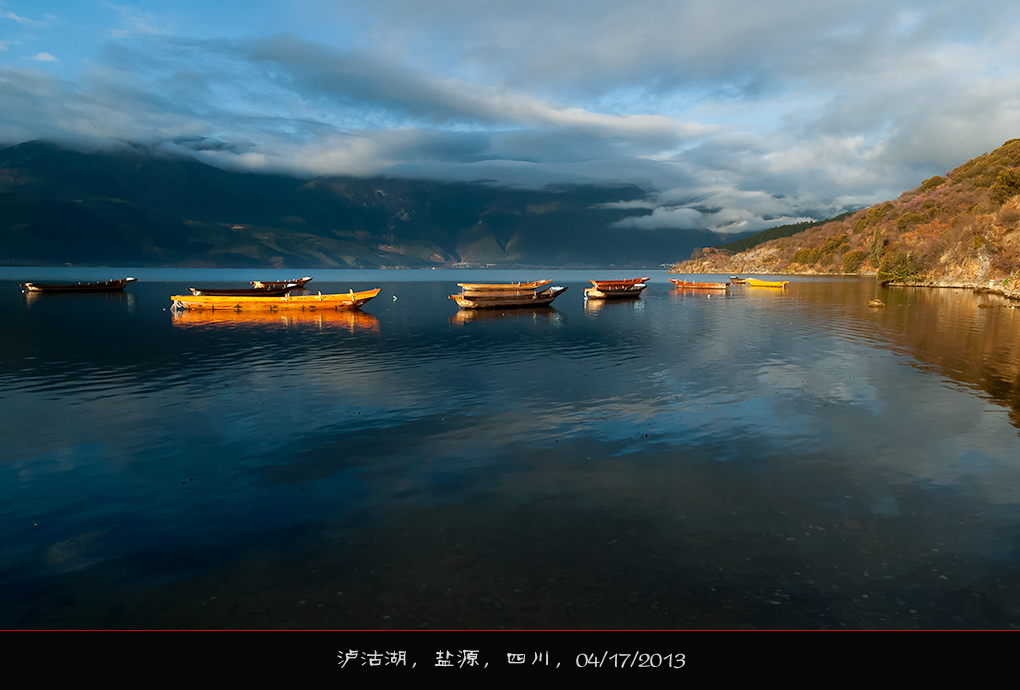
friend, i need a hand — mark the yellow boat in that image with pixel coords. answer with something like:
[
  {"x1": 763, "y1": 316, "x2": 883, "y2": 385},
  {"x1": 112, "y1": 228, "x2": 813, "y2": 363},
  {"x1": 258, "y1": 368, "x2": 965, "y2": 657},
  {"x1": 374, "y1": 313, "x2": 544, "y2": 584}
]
[
  {"x1": 170, "y1": 288, "x2": 381, "y2": 311},
  {"x1": 745, "y1": 278, "x2": 789, "y2": 288}
]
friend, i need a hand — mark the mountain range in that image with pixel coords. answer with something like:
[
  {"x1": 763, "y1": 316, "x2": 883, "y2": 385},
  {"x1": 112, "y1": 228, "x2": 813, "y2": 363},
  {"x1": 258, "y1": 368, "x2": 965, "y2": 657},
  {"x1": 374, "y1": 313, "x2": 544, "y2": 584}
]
[{"x1": 0, "y1": 140, "x2": 741, "y2": 269}]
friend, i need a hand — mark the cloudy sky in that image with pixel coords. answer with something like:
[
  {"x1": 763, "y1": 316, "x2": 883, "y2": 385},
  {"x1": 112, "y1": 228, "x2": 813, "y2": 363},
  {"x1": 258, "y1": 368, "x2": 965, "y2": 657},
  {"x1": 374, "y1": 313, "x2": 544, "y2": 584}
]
[{"x1": 2, "y1": 1, "x2": 1020, "y2": 233}]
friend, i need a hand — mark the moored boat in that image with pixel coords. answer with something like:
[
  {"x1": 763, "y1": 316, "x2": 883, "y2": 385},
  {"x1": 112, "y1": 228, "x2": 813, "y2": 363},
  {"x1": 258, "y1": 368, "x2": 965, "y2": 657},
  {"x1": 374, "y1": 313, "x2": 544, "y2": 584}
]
[
  {"x1": 589, "y1": 277, "x2": 650, "y2": 289},
  {"x1": 188, "y1": 286, "x2": 294, "y2": 296},
  {"x1": 170, "y1": 288, "x2": 381, "y2": 311},
  {"x1": 745, "y1": 278, "x2": 790, "y2": 288},
  {"x1": 729, "y1": 276, "x2": 747, "y2": 284},
  {"x1": 585, "y1": 277, "x2": 649, "y2": 300},
  {"x1": 669, "y1": 278, "x2": 730, "y2": 290},
  {"x1": 251, "y1": 276, "x2": 313, "y2": 289},
  {"x1": 457, "y1": 279, "x2": 552, "y2": 293},
  {"x1": 20, "y1": 277, "x2": 137, "y2": 293},
  {"x1": 449, "y1": 285, "x2": 567, "y2": 309}
]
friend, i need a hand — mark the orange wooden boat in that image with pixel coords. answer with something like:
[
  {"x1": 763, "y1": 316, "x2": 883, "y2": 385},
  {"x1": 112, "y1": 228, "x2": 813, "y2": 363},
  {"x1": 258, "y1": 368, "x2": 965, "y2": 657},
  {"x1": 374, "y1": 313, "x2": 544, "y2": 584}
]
[
  {"x1": 669, "y1": 278, "x2": 730, "y2": 290},
  {"x1": 170, "y1": 288, "x2": 381, "y2": 311}
]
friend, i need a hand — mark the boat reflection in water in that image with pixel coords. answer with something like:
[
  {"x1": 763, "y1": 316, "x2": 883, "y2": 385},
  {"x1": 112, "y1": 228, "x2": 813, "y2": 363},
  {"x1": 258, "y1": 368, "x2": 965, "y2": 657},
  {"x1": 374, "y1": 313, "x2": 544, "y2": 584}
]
[
  {"x1": 171, "y1": 307, "x2": 380, "y2": 332},
  {"x1": 668, "y1": 287, "x2": 729, "y2": 301},
  {"x1": 24, "y1": 289, "x2": 135, "y2": 304},
  {"x1": 583, "y1": 295, "x2": 646, "y2": 312},
  {"x1": 449, "y1": 307, "x2": 564, "y2": 325}
]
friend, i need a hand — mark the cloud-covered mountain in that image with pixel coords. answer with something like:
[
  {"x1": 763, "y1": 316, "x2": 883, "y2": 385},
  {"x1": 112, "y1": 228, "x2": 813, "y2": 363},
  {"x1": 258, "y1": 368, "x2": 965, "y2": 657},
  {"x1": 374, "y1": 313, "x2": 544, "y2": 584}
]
[{"x1": 0, "y1": 140, "x2": 740, "y2": 268}]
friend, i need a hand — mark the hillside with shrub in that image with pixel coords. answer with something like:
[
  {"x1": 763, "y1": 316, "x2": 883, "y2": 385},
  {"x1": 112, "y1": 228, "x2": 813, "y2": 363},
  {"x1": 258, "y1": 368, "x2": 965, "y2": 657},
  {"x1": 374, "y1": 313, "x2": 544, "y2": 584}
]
[{"x1": 674, "y1": 139, "x2": 1020, "y2": 289}]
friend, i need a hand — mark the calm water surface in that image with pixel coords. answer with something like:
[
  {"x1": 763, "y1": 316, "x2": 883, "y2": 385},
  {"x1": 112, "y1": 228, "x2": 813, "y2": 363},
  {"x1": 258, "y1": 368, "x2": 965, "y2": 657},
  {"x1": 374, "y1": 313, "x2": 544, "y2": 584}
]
[{"x1": 3, "y1": 268, "x2": 1020, "y2": 629}]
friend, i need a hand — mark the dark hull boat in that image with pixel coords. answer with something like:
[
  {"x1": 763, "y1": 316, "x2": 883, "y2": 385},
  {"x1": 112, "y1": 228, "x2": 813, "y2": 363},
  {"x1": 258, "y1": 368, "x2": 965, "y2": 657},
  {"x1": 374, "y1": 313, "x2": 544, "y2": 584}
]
[
  {"x1": 251, "y1": 276, "x2": 313, "y2": 289},
  {"x1": 188, "y1": 286, "x2": 293, "y2": 296},
  {"x1": 584, "y1": 276, "x2": 650, "y2": 300},
  {"x1": 21, "y1": 277, "x2": 137, "y2": 293},
  {"x1": 449, "y1": 284, "x2": 567, "y2": 309}
]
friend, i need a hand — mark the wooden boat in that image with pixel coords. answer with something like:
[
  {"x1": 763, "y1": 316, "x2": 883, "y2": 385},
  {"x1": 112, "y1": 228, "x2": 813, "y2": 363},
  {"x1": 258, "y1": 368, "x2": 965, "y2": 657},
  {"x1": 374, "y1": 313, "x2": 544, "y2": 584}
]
[
  {"x1": 669, "y1": 278, "x2": 730, "y2": 290},
  {"x1": 450, "y1": 286, "x2": 567, "y2": 309},
  {"x1": 729, "y1": 276, "x2": 747, "y2": 284},
  {"x1": 585, "y1": 277, "x2": 649, "y2": 300},
  {"x1": 188, "y1": 286, "x2": 293, "y2": 296},
  {"x1": 251, "y1": 276, "x2": 313, "y2": 289},
  {"x1": 456, "y1": 279, "x2": 551, "y2": 293},
  {"x1": 20, "y1": 277, "x2": 137, "y2": 293},
  {"x1": 170, "y1": 288, "x2": 381, "y2": 311},
  {"x1": 745, "y1": 278, "x2": 790, "y2": 288},
  {"x1": 589, "y1": 277, "x2": 650, "y2": 289}
]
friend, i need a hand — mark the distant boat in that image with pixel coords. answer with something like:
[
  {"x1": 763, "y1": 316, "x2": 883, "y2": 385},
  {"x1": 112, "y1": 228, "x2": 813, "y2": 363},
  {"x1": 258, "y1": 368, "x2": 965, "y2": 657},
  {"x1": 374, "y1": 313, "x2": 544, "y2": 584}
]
[
  {"x1": 171, "y1": 288, "x2": 381, "y2": 311},
  {"x1": 745, "y1": 278, "x2": 790, "y2": 288},
  {"x1": 585, "y1": 277, "x2": 649, "y2": 300},
  {"x1": 729, "y1": 276, "x2": 747, "y2": 284},
  {"x1": 250, "y1": 276, "x2": 313, "y2": 289},
  {"x1": 669, "y1": 278, "x2": 730, "y2": 290},
  {"x1": 20, "y1": 277, "x2": 137, "y2": 293},
  {"x1": 449, "y1": 282, "x2": 567, "y2": 309},
  {"x1": 188, "y1": 286, "x2": 294, "y2": 296}
]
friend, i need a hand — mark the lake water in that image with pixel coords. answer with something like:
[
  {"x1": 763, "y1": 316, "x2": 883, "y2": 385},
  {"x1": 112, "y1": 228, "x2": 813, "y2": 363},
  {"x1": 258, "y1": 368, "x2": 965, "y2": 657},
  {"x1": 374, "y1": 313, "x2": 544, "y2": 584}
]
[{"x1": 3, "y1": 268, "x2": 1020, "y2": 629}]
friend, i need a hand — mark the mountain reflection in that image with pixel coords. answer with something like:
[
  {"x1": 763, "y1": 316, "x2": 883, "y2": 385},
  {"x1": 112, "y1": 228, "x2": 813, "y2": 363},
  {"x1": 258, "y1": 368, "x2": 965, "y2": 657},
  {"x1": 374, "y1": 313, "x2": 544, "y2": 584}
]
[{"x1": 792, "y1": 281, "x2": 1020, "y2": 431}]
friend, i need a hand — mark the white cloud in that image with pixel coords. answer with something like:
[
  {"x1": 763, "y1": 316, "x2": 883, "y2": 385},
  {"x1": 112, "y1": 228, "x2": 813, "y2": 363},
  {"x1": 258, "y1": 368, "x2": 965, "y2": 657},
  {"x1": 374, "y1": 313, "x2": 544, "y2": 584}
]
[
  {"x1": 31, "y1": 52, "x2": 60, "y2": 62},
  {"x1": 1, "y1": 10, "x2": 45, "y2": 27}
]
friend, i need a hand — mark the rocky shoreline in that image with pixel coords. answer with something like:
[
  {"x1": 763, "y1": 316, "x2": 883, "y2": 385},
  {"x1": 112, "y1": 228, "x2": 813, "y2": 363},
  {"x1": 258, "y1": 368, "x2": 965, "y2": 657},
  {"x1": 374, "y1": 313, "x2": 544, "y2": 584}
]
[
  {"x1": 670, "y1": 261, "x2": 1020, "y2": 301},
  {"x1": 883, "y1": 278, "x2": 1020, "y2": 301}
]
